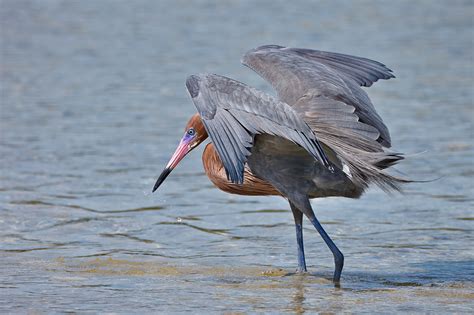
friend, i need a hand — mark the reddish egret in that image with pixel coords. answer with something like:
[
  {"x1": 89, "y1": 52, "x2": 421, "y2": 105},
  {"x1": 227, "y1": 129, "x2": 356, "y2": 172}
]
[{"x1": 153, "y1": 45, "x2": 408, "y2": 283}]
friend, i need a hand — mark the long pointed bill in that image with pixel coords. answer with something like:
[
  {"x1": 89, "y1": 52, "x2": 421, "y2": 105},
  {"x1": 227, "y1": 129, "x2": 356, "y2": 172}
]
[{"x1": 152, "y1": 138, "x2": 190, "y2": 192}]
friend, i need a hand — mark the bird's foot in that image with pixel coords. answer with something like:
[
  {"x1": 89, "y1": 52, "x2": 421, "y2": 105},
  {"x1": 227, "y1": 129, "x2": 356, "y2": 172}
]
[
  {"x1": 332, "y1": 272, "x2": 342, "y2": 288},
  {"x1": 295, "y1": 267, "x2": 308, "y2": 274}
]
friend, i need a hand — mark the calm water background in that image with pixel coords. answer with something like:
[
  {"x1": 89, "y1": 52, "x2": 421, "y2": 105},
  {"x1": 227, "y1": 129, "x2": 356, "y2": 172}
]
[{"x1": 1, "y1": 0, "x2": 473, "y2": 313}]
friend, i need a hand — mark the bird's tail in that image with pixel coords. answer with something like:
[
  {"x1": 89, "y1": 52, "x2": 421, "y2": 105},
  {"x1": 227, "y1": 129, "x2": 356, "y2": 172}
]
[
  {"x1": 315, "y1": 126, "x2": 412, "y2": 193},
  {"x1": 350, "y1": 150, "x2": 412, "y2": 193}
]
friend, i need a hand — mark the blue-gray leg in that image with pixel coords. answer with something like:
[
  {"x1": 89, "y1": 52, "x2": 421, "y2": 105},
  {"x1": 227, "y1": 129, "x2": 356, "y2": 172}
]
[
  {"x1": 309, "y1": 215, "x2": 344, "y2": 283},
  {"x1": 290, "y1": 197, "x2": 344, "y2": 283},
  {"x1": 290, "y1": 202, "x2": 307, "y2": 273}
]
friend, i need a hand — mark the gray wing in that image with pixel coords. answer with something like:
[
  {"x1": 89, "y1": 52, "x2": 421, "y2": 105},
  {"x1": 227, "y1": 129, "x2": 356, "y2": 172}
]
[
  {"x1": 186, "y1": 73, "x2": 333, "y2": 184},
  {"x1": 241, "y1": 45, "x2": 394, "y2": 147}
]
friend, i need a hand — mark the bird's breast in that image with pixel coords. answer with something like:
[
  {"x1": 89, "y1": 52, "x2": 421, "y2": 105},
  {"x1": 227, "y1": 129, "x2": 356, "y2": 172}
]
[{"x1": 202, "y1": 143, "x2": 281, "y2": 196}]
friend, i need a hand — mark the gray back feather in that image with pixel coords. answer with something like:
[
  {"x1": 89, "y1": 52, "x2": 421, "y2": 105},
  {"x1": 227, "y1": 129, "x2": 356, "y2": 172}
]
[{"x1": 186, "y1": 74, "x2": 332, "y2": 184}]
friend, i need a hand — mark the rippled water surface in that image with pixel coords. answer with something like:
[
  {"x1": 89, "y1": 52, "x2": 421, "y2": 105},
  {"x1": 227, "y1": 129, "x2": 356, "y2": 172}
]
[{"x1": 1, "y1": 0, "x2": 473, "y2": 313}]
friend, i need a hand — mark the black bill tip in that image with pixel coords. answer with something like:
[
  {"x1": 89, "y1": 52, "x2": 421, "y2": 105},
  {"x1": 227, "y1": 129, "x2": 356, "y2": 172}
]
[{"x1": 152, "y1": 168, "x2": 172, "y2": 192}]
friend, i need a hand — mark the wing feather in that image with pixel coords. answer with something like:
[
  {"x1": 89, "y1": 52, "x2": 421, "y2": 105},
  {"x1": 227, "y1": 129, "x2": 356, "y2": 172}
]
[
  {"x1": 242, "y1": 45, "x2": 394, "y2": 147},
  {"x1": 186, "y1": 73, "x2": 333, "y2": 184}
]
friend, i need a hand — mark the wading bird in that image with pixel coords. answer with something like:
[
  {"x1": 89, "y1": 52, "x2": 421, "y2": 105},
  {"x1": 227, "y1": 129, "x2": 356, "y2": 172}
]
[{"x1": 152, "y1": 45, "x2": 408, "y2": 283}]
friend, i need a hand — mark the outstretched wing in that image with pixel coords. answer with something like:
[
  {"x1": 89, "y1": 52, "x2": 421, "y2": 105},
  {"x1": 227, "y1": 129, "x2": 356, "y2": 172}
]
[
  {"x1": 242, "y1": 45, "x2": 394, "y2": 147},
  {"x1": 186, "y1": 73, "x2": 333, "y2": 184}
]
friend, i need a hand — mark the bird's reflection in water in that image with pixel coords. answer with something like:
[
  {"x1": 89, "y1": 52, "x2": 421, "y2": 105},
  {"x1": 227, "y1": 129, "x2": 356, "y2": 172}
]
[
  {"x1": 289, "y1": 275, "x2": 307, "y2": 315},
  {"x1": 286, "y1": 273, "x2": 345, "y2": 314}
]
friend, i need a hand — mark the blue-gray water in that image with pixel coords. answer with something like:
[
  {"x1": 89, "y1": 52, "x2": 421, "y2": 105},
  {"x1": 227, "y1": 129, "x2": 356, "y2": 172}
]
[{"x1": 1, "y1": 0, "x2": 473, "y2": 313}]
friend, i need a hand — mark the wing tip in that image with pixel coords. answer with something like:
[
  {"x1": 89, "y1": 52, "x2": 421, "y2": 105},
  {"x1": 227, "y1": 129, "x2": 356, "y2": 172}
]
[{"x1": 362, "y1": 70, "x2": 396, "y2": 86}]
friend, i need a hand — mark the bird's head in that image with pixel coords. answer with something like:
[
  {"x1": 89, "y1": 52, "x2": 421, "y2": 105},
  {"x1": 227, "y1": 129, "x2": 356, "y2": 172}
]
[{"x1": 152, "y1": 113, "x2": 208, "y2": 192}]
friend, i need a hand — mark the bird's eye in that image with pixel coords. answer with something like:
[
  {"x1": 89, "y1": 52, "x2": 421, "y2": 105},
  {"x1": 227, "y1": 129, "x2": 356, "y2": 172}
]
[{"x1": 187, "y1": 128, "x2": 195, "y2": 136}]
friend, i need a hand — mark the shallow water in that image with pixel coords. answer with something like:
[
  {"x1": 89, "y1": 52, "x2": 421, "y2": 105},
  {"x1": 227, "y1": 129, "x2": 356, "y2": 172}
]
[{"x1": 1, "y1": 0, "x2": 473, "y2": 313}]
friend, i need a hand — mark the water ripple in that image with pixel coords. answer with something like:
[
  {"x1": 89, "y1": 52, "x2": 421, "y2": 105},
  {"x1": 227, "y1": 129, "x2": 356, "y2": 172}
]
[{"x1": 157, "y1": 221, "x2": 231, "y2": 236}]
